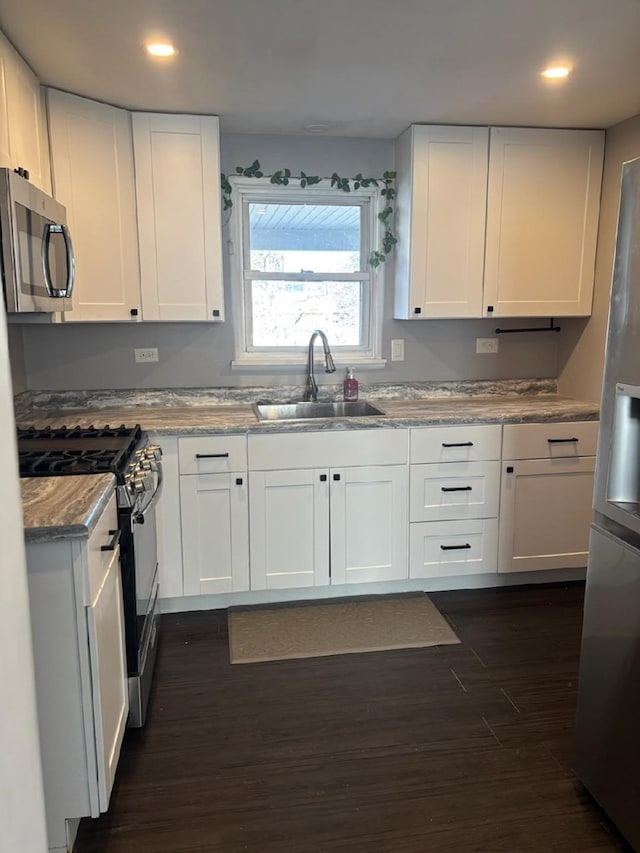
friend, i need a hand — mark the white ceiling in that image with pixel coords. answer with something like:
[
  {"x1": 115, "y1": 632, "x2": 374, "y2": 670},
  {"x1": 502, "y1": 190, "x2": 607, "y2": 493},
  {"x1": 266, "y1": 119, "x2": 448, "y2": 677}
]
[{"x1": 1, "y1": 0, "x2": 639, "y2": 138}]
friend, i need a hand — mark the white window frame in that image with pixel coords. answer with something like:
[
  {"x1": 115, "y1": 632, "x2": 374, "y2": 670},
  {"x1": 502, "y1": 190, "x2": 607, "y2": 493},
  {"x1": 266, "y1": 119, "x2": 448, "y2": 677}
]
[{"x1": 229, "y1": 177, "x2": 386, "y2": 370}]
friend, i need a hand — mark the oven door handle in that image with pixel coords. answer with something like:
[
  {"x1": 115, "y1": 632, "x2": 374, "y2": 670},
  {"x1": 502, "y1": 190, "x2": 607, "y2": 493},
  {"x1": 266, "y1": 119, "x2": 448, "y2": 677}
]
[{"x1": 133, "y1": 462, "x2": 164, "y2": 524}]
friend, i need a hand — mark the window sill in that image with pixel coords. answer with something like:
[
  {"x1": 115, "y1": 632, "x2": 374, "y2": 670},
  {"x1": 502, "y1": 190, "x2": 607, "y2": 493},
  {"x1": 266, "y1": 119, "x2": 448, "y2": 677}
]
[{"x1": 231, "y1": 357, "x2": 387, "y2": 372}]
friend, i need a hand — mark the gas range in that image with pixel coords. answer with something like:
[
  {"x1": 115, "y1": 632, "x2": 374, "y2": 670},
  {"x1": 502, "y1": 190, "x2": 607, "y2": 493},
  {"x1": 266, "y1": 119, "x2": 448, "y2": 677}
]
[
  {"x1": 17, "y1": 424, "x2": 162, "y2": 511},
  {"x1": 17, "y1": 423, "x2": 164, "y2": 728}
]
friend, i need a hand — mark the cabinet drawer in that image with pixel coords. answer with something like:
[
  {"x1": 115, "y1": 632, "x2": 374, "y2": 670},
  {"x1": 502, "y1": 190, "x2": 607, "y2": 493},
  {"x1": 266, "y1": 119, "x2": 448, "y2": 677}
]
[
  {"x1": 410, "y1": 425, "x2": 501, "y2": 463},
  {"x1": 410, "y1": 461, "x2": 500, "y2": 522},
  {"x1": 502, "y1": 421, "x2": 599, "y2": 460},
  {"x1": 248, "y1": 429, "x2": 408, "y2": 470},
  {"x1": 179, "y1": 435, "x2": 247, "y2": 474},
  {"x1": 87, "y1": 492, "x2": 119, "y2": 605},
  {"x1": 409, "y1": 518, "x2": 498, "y2": 578}
]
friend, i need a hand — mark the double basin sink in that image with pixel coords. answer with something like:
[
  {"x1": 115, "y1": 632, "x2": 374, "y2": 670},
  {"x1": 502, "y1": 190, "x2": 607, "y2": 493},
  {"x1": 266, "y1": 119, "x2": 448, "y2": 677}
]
[{"x1": 253, "y1": 401, "x2": 385, "y2": 422}]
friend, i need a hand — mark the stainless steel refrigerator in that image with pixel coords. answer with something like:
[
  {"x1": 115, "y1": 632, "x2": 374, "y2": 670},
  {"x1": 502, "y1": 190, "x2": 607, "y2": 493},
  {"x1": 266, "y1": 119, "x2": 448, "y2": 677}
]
[{"x1": 576, "y1": 155, "x2": 640, "y2": 848}]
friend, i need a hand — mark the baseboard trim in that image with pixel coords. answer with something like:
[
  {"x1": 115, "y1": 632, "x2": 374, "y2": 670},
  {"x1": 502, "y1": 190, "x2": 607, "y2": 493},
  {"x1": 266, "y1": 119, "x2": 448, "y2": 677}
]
[{"x1": 159, "y1": 567, "x2": 587, "y2": 614}]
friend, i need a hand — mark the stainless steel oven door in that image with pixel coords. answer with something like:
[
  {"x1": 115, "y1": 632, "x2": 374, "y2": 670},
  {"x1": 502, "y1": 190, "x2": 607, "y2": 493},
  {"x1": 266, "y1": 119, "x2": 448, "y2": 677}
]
[{"x1": 127, "y1": 465, "x2": 163, "y2": 727}]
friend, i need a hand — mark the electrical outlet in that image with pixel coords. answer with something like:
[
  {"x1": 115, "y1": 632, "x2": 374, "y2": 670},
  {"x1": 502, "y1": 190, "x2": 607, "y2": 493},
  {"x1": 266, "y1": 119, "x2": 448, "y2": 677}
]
[
  {"x1": 391, "y1": 339, "x2": 405, "y2": 361},
  {"x1": 134, "y1": 347, "x2": 159, "y2": 363},
  {"x1": 476, "y1": 338, "x2": 499, "y2": 354}
]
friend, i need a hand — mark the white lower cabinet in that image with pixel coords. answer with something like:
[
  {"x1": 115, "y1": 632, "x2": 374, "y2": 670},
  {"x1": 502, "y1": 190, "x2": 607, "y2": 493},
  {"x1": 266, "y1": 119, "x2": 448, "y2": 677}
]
[
  {"x1": 409, "y1": 425, "x2": 502, "y2": 578},
  {"x1": 25, "y1": 491, "x2": 128, "y2": 851},
  {"x1": 178, "y1": 435, "x2": 249, "y2": 595},
  {"x1": 249, "y1": 468, "x2": 330, "y2": 589},
  {"x1": 249, "y1": 464, "x2": 409, "y2": 590},
  {"x1": 498, "y1": 421, "x2": 598, "y2": 573},
  {"x1": 410, "y1": 518, "x2": 499, "y2": 578},
  {"x1": 248, "y1": 430, "x2": 409, "y2": 590}
]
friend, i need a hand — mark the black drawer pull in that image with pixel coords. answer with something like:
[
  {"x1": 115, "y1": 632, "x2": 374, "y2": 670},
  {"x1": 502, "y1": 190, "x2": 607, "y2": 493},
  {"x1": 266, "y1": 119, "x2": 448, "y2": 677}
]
[
  {"x1": 320, "y1": 474, "x2": 327, "y2": 482},
  {"x1": 101, "y1": 529, "x2": 121, "y2": 552},
  {"x1": 235, "y1": 477, "x2": 243, "y2": 486},
  {"x1": 547, "y1": 438, "x2": 579, "y2": 444},
  {"x1": 441, "y1": 486, "x2": 473, "y2": 492},
  {"x1": 440, "y1": 543, "x2": 472, "y2": 551},
  {"x1": 442, "y1": 442, "x2": 474, "y2": 448},
  {"x1": 333, "y1": 473, "x2": 341, "y2": 481},
  {"x1": 195, "y1": 452, "x2": 229, "y2": 458}
]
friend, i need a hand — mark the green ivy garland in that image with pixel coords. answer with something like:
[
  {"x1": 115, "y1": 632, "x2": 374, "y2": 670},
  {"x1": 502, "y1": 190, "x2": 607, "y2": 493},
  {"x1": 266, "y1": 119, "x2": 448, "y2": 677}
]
[{"x1": 220, "y1": 161, "x2": 397, "y2": 268}]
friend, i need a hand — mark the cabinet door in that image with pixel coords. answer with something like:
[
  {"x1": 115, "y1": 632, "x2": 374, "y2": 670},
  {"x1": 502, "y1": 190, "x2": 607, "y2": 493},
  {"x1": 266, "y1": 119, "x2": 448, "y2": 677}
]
[
  {"x1": 133, "y1": 113, "x2": 224, "y2": 321},
  {"x1": 0, "y1": 32, "x2": 50, "y2": 192},
  {"x1": 394, "y1": 125, "x2": 488, "y2": 319},
  {"x1": 498, "y1": 456, "x2": 596, "y2": 573},
  {"x1": 484, "y1": 127, "x2": 604, "y2": 317},
  {"x1": 330, "y1": 465, "x2": 409, "y2": 584},
  {"x1": 249, "y1": 469, "x2": 330, "y2": 590},
  {"x1": 180, "y1": 472, "x2": 249, "y2": 595},
  {"x1": 48, "y1": 90, "x2": 141, "y2": 321},
  {"x1": 86, "y1": 544, "x2": 128, "y2": 812}
]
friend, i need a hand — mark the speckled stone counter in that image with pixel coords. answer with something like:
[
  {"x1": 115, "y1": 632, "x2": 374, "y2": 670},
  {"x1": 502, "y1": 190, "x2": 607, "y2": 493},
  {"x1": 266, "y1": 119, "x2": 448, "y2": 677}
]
[
  {"x1": 14, "y1": 380, "x2": 600, "y2": 436},
  {"x1": 22, "y1": 474, "x2": 116, "y2": 543}
]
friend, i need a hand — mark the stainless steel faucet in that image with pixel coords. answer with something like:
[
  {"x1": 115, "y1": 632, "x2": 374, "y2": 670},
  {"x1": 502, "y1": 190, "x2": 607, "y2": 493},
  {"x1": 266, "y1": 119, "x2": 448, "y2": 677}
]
[{"x1": 304, "y1": 329, "x2": 336, "y2": 401}]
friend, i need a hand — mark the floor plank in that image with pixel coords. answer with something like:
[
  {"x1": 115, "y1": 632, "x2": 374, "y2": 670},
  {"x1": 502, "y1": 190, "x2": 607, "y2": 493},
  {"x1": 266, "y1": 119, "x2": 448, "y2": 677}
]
[{"x1": 75, "y1": 583, "x2": 631, "y2": 852}]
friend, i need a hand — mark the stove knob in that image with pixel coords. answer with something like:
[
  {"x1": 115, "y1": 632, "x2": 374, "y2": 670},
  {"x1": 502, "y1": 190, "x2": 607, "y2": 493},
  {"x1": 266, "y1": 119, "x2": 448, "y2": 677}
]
[
  {"x1": 140, "y1": 459, "x2": 158, "y2": 472},
  {"x1": 147, "y1": 444, "x2": 163, "y2": 461},
  {"x1": 132, "y1": 475, "x2": 149, "y2": 494}
]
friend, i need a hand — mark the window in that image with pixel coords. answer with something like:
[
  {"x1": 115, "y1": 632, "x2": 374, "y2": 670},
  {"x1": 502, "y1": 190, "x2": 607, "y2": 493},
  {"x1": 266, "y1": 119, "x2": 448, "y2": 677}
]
[{"x1": 230, "y1": 178, "x2": 385, "y2": 368}]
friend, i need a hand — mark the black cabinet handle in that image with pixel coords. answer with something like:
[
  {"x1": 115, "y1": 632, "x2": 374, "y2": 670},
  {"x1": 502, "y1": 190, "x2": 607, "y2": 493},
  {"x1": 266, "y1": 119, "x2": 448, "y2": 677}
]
[
  {"x1": 442, "y1": 442, "x2": 474, "y2": 448},
  {"x1": 547, "y1": 437, "x2": 579, "y2": 444},
  {"x1": 235, "y1": 477, "x2": 243, "y2": 486},
  {"x1": 333, "y1": 473, "x2": 341, "y2": 481},
  {"x1": 414, "y1": 307, "x2": 422, "y2": 314},
  {"x1": 101, "y1": 529, "x2": 121, "y2": 552},
  {"x1": 506, "y1": 466, "x2": 514, "y2": 474},
  {"x1": 440, "y1": 543, "x2": 472, "y2": 551},
  {"x1": 130, "y1": 308, "x2": 138, "y2": 317},
  {"x1": 441, "y1": 486, "x2": 473, "y2": 492},
  {"x1": 320, "y1": 474, "x2": 327, "y2": 482},
  {"x1": 195, "y1": 452, "x2": 229, "y2": 458}
]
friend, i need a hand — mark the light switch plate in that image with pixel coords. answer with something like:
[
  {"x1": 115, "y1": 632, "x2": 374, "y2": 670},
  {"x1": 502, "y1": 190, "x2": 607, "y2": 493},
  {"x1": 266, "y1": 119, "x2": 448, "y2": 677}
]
[
  {"x1": 391, "y1": 339, "x2": 405, "y2": 361},
  {"x1": 134, "y1": 348, "x2": 159, "y2": 363},
  {"x1": 476, "y1": 338, "x2": 499, "y2": 354}
]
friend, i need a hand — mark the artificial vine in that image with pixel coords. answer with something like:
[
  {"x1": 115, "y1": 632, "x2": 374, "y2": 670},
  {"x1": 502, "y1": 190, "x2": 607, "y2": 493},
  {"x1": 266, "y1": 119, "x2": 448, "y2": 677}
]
[{"x1": 220, "y1": 161, "x2": 397, "y2": 268}]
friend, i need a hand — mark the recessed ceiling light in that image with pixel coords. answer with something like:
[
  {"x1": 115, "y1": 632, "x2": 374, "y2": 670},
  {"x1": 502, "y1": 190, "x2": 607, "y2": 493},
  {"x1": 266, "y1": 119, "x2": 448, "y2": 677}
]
[
  {"x1": 541, "y1": 65, "x2": 571, "y2": 80},
  {"x1": 146, "y1": 43, "x2": 176, "y2": 58}
]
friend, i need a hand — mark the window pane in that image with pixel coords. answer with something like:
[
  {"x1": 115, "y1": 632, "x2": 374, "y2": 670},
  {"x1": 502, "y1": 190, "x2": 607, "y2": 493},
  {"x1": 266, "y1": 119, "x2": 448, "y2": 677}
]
[
  {"x1": 251, "y1": 280, "x2": 362, "y2": 346},
  {"x1": 249, "y1": 203, "x2": 361, "y2": 273}
]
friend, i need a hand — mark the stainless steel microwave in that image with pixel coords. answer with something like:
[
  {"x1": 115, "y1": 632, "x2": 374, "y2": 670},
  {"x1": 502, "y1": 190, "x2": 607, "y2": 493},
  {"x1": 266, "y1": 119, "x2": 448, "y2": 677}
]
[{"x1": 0, "y1": 168, "x2": 74, "y2": 313}]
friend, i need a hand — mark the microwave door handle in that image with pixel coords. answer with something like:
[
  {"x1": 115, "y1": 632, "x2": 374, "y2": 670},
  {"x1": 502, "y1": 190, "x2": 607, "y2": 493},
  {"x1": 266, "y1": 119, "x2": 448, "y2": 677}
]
[
  {"x1": 60, "y1": 224, "x2": 75, "y2": 298},
  {"x1": 41, "y1": 223, "x2": 55, "y2": 297},
  {"x1": 41, "y1": 223, "x2": 75, "y2": 298}
]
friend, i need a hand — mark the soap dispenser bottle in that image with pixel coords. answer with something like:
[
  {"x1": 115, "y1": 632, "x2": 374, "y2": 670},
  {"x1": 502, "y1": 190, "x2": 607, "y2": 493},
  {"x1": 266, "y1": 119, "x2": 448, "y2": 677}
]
[{"x1": 343, "y1": 367, "x2": 359, "y2": 402}]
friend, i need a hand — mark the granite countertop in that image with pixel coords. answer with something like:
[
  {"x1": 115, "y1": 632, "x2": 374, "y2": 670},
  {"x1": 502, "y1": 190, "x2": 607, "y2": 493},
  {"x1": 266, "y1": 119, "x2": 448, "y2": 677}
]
[
  {"x1": 14, "y1": 380, "x2": 600, "y2": 436},
  {"x1": 16, "y1": 396, "x2": 599, "y2": 436},
  {"x1": 21, "y1": 474, "x2": 116, "y2": 543}
]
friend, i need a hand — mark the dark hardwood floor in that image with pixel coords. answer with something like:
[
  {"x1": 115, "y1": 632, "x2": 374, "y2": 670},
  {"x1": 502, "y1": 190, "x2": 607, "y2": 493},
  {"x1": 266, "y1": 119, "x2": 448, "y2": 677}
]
[{"x1": 75, "y1": 584, "x2": 631, "y2": 852}]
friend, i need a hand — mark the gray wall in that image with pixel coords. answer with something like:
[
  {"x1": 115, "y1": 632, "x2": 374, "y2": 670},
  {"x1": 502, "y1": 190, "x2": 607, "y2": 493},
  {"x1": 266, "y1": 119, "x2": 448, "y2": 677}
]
[
  {"x1": 17, "y1": 133, "x2": 560, "y2": 392},
  {"x1": 558, "y1": 114, "x2": 640, "y2": 402},
  {"x1": 7, "y1": 324, "x2": 27, "y2": 394}
]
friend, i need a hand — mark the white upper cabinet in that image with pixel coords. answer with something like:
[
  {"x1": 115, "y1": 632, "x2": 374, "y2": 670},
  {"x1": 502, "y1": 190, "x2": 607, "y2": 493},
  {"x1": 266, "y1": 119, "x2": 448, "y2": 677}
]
[
  {"x1": 0, "y1": 30, "x2": 50, "y2": 192},
  {"x1": 48, "y1": 90, "x2": 141, "y2": 321},
  {"x1": 132, "y1": 113, "x2": 224, "y2": 322},
  {"x1": 394, "y1": 125, "x2": 604, "y2": 320},
  {"x1": 484, "y1": 127, "x2": 604, "y2": 318},
  {"x1": 394, "y1": 125, "x2": 489, "y2": 319}
]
